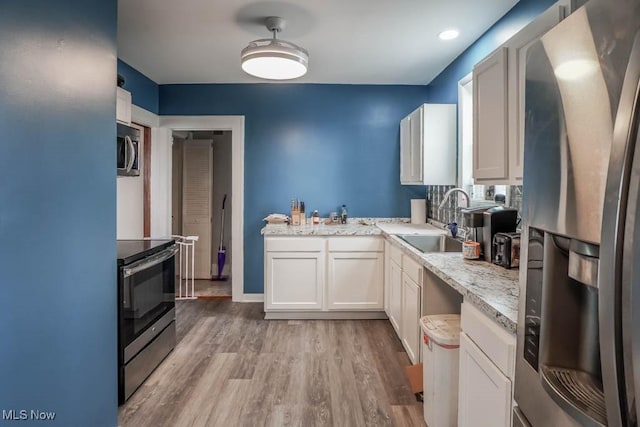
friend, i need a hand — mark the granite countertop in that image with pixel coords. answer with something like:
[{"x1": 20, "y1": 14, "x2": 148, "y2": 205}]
[
  {"x1": 262, "y1": 218, "x2": 519, "y2": 333},
  {"x1": 382, "y1": 231, "x2": 519, "y2": 333}
]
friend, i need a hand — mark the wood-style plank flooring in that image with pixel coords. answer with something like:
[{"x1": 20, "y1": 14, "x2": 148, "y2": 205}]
[
  {"x1": 119, "y1": 300, "x2": 425, "y2": 427},
  {"x1": 192, "y1": 279, "x2": 232, "y2": 298}
]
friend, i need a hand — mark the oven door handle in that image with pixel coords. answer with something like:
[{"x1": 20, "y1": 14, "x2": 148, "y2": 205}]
[{"x1": 123, "y1": 245, "x2": 178, "y2": 278}]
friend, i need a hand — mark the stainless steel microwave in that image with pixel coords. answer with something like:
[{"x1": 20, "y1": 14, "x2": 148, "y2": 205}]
[{"x1": 117, "y1": 123, "x2": 140, "y2": 176}]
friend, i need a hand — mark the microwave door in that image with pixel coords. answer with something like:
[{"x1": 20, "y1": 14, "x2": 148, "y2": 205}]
[{"x1": 126, "y1": 135, "x2": 135, "y2": 173}]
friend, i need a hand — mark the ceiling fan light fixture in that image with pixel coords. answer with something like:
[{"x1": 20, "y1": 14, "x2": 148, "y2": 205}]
[{"x1": 241, "y1": 17, "x2": 309, "y2": 80}]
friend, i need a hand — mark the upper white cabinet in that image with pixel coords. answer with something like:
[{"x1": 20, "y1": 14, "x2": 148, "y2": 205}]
[
  {"x1": 473, "y1": 47, "x2": 509, "y2": 182},
  {"x1": 507, "y1": 4, "x2": 567, "y2": 181},
  {"x1": 116, "y1": 87, "x2": 132, "y2": 125},
  {"x1": 472, "y1": 3, "x2": 568, "y2": 184},
  {"x1": 400, "y1": 104, "x2": 457, "y2": 185}
]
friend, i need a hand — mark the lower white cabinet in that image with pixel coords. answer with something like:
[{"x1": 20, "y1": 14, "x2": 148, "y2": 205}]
[
  {"x1": 327, "y1": 252, "x2": 384, "y2": 310},
  {"x1": 265, "y1": 251, "x2": 324, "y2": 310},
  {"x1": 388, "y1": 258, "x2": 403, "y2": 333},
  {"x1": 458, "y1": 301, "x2": 516, "y2": 427},
  {"x1": 458, "y1": 332, "x2": 511, "y2": 427},
  {"x1": 401, "y1": 273, "x2": 421, "y2": 364},
  {"x1": 264, "y1": 236, "x2": 384, "y2": 316}
]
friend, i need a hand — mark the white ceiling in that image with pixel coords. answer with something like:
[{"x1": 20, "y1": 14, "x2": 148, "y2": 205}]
[{"x1": 117, "y1": 0, "x2": 519, "y2": 85}]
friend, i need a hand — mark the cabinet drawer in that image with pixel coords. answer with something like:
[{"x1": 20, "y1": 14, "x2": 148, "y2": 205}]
[
  {"x1": 389, "y1": 243, "x2": 403, "y2": 265},
  {"x1": 402, "y1": 255, "x2": 422, "y2": 285},
  {"x1": 328, "y1": 236, "x2": 383, "y2": 252},
  {"x1": 461, "y1": 301, "x2": 515, "y2": 378},
  {"x1": 265, "y1": 237, "x2": 324, "y2": 252}
]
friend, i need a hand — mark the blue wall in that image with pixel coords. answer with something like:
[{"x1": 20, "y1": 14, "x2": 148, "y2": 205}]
[
  {"x1": 118, "y1": 59, "x2": 160, "y2": 114},
  {"x1": 161, "y1": 84, "x2": 428, "y2": 293},
  {"x1": 428, "y1": 0, "x2": 557, "y2": 103},
  {"x1": 0, "y1": 1, "x2": 118, "y2": 426}
]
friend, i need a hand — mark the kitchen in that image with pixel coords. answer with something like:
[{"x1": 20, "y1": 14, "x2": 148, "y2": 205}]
[{"x1": 2, "y1": 0, "x2": 639, "y2": 426}]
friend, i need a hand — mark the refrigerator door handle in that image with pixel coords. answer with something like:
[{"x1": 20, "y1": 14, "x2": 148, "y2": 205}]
[{"x1": 600, "y1": 29, "x2": 640, "y2": 427}]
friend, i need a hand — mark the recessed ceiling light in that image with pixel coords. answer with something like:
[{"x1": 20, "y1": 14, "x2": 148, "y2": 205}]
[{"x1": 439, "y1": 29, "x2": 460, "y2": 41}]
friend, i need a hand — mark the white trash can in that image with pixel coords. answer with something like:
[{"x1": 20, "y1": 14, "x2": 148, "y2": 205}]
[{"x1": 420, "y1": 314, "x2": 461, "y2": 427}]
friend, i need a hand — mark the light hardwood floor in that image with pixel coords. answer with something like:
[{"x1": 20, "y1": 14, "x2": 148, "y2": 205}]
[
  {"x1": 193, "y1": 279, "x2": 232, "y2": 298},
  {"x1": 119, "y1": 300, "x2": 425, "y2": 427}
]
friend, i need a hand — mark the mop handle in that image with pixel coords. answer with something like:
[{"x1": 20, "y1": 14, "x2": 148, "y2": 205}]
[{"x1": 219, "y1": 194, "x2": 227, "y2": 251}]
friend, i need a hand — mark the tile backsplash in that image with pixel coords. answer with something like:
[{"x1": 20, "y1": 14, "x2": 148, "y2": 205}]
[{"x1": 426, "y1": 184, "x2": 523, "y2": 225}]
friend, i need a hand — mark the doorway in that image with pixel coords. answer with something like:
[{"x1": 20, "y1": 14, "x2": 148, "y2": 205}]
[{"x1": 172, "y1": 130, "x2": 232, "y2": 298}]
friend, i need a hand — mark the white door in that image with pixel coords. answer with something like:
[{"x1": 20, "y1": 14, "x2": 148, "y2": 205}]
[
  {"x1": 473, "y1": 47, "x2": 509, "y2": 181},
  {"x1": 458, "y1": 332, "x2": 512, "y2": 427},
  {"x1": 326, "y1": 252, "x2": 384, "y2": 310},
  {"x1": 182, "y1": 140, "x2": 213, "y2": 279},
  {"x1": 402, "y1": 273, "x2": 421, "y2": 364},
  {"x1": 265, "y1": 252, "x2": 324, "y2": 310},
  {"x1": 389, "y1": 259, "x2": 403, "y2": 334}
]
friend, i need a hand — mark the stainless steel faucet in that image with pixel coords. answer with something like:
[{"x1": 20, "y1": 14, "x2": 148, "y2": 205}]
[{"x1": 438, "y1": 188, "x2": 470, "y2": 210}]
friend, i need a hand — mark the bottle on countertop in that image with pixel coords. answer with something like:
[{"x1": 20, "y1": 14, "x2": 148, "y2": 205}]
[
  {"x1": 300, "y1": 201, "x2": 306, "y2": 224},
  {"x1": 340, "y1": 204, "x2": 348, "y2": 224},
  {"x1": 312, "y1": 210, "x2": 320, "y2": 225}
]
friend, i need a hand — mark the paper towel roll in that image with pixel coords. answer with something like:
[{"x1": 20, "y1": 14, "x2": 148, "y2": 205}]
[{"x1": 411, "y1": 199, "x2": 426, "y2": 224}]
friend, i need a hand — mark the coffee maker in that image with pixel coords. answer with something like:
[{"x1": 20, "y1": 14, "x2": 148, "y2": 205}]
[
  {"x1": 461, "y1": 206, "x2": 494, "y2": 258},
  {"x1": 482, "y1": 206, "x2": 518, "y2": 262}
]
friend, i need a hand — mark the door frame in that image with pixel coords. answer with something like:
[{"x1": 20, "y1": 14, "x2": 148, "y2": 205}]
[{"x1": 132, "y1": 107, "x2": 247, "y2": 302}]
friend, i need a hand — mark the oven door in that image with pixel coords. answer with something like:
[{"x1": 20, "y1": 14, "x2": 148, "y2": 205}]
[{"x1": 120, "y1": 245, "x2": 176, "y2": 349}]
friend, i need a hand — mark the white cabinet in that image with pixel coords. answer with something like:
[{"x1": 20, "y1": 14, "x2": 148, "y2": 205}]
[
  {"x1": 472, "y1": 3, "x2": 568, "y2": 184},
  {"x1": 458, "y1": 301, "x2": 516, "y2": 427},
  {"x1": 388, "y1": 258, "x2": 402, "y2": 333},
  {"x1": 473, "y1": 47, "x2": 509, "y2": 182},
  {"x1": 116, "y1": 87, "x2": 132, "y2": 125},
  {"x1": 400, "y1": 104, "x2": 457, "y2": 185},
  {"x1": 458, "y1": 332, "x2": 511, "y2": 427},
  {"x1": 401, "y1": 273, "x2": 421, "y2": 364},
  {"x1": 264, "y1": 236, "x2": 385, "y2": 317},
  {"x1": 385, "y1": 243, "x2": 423, "y2": 365},
  {"x1": 327, "y1": 251, "x2": 384, "y2": 310},
  {"x1": 265, "y1": 251, "x2": 324, "y2": 311},
  {"x1": 507, "y1": 4, "x2": 566, "y2": 182}
]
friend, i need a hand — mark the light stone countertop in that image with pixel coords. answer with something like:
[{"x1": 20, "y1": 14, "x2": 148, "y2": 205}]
[{"x1": 262, "y1": 219, "x2": 519, "y2": 333}]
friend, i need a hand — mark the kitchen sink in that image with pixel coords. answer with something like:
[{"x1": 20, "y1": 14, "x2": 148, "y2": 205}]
[{"x1": 398, "y1": 234, "x2": 462, "y2": 253}]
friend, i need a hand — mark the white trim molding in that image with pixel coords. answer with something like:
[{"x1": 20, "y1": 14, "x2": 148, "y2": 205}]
[
  {"x1": 240, "y1": 293, "x2": 264, "y2": 303},
  {"x1": 160, "y1": 116, "x2": 245, "y2": 302},
  {"x1": 131, "y1": 105, "x2": 160, "y2": 128}
]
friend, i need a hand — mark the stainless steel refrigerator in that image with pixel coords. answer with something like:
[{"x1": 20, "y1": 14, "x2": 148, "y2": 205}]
[{"x1": 515, "y1": 0, "x2": 640, "y2": 425}]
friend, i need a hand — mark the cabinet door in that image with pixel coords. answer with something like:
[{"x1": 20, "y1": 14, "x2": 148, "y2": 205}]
[
  {"x1": 401, "y1": 273, "x2": 421, "y2": 364},
  {"x1": 508, "y1": 4, "x2": 566, "y2": 182},
  {"x1": 409, "y1": 107, "x2": 424, "y2": 183},
  {"x1": 327, "y1": 252, "x2": 384, "y2": 310},
  {"x1": 265, "y1": 252, "x2": 324, "y2": 310},
  {"x1": 473, "y1": 47, "x2": 509, "y2": 181},
  {"x1": 389, "y1": 259, "x2": 402, "y2": 334},
  {"x1": 400, "y1": 116, "x2": 412, "y2": 183},
  {"x1": 384, "y1": 241, "x2": 391, "y2": 315},
  {"x1": 458, "y1": 332, "x2": 512, "y2": 427},
  {"x1": 116, "y1": 87, "x2": 132, "y2": 125}
]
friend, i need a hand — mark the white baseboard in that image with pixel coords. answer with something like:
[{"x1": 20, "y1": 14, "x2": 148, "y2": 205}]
[
  {"x1": 264, "y1": 311, "x2": 388, "y2": 320},
  {"x1": 235, "y1": 293, "x2": 264, "y2": 303}
]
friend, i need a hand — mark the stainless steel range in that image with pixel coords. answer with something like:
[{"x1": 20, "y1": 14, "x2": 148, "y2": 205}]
[
  {"x1": 515, "y1": 0, "x2": 640, "y2": 425},
  {"x1": 117, "y1": 239, "x2": 177, "y2": 404}
]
